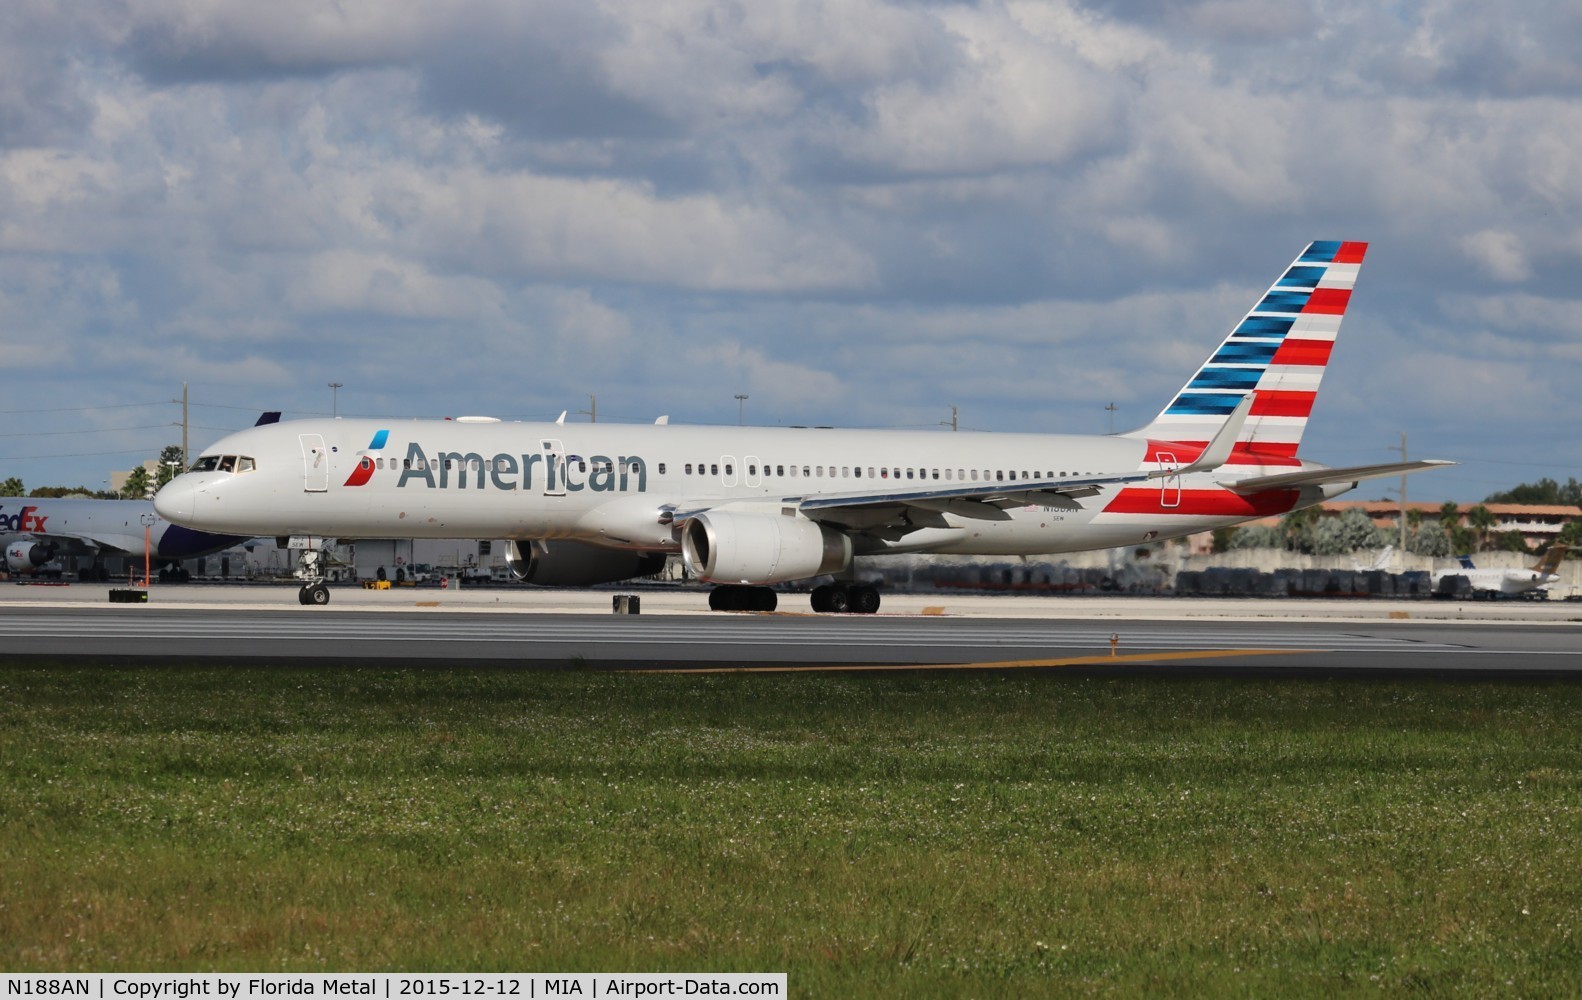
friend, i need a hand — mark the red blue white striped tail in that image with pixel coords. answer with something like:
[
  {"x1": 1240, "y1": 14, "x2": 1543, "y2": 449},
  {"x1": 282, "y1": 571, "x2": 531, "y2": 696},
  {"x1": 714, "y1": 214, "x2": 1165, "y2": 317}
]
[{"x1": 1123, "y1": 240, "x2": 1367, "y2": 470}]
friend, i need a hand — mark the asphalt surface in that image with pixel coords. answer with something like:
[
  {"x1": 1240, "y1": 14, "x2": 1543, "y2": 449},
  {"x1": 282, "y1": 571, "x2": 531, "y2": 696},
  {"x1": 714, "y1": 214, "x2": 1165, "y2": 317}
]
[{"x1": 2, "y1": 582, "x2": 1578, "y2": 675}]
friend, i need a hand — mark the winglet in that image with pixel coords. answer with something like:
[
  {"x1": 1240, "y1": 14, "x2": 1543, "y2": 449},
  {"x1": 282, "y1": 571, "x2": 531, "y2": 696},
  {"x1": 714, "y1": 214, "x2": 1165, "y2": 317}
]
[{"x1": 1148, "y1": 393, "x2": 1254, "y2": 479}]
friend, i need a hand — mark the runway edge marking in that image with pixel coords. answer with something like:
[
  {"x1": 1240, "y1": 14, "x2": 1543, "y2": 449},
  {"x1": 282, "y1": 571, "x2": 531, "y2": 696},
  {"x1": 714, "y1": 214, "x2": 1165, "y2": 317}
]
[{"x1": 638, "y1": 647, "x2": 1321, "y2": 674}]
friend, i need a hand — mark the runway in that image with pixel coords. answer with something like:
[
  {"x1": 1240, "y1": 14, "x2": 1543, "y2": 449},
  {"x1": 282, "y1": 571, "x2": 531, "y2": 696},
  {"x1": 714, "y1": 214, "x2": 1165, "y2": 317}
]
[{"x1": 2, "y1": 582, "x2": 1579, "y2": 674}]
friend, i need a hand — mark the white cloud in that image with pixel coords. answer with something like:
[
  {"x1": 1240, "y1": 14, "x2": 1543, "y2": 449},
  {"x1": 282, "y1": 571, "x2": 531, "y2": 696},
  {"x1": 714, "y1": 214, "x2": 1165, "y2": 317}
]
[
  {"x1": 1459, "y1": 230, "x2": 1531, "y2": 283},
  {"x1": 0, "y1": 0, "x2": 1580, "y2": 497}
]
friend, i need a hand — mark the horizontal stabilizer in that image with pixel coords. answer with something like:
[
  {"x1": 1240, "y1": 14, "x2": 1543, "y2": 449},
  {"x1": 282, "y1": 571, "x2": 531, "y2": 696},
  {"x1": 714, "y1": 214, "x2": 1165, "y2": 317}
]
[{"x1": 1226, "y1": 459, "x2": 1455, "y2": 494}]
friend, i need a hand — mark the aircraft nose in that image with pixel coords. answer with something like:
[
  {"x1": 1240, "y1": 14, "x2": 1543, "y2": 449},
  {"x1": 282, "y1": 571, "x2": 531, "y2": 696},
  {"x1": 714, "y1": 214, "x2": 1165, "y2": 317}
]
[{"x1": 153, "y1": 478, "x2": 197, "y2": 526}]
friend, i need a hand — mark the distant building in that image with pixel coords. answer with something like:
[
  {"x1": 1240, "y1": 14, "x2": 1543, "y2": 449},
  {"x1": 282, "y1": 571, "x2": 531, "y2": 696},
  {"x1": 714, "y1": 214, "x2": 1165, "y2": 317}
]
[
  {"x1": 1326, "y1": 501, "x2": 1579, "y2": 550},
  {"x1": 1186, "y1": 501, "x2": 1579, "y2": 554}
]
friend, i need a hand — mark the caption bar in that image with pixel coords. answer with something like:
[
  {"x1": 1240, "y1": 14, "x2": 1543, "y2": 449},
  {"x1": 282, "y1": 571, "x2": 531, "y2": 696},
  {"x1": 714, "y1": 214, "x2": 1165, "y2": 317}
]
[{"x1": 1, "y1": 976, "x2": 785, "y2": 1000}]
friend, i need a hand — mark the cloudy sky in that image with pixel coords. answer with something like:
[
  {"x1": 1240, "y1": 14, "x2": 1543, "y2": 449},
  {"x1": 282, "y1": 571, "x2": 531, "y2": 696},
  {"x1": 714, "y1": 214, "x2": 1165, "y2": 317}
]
[{"x1": 3, "y1": 0, "x2": 1579, "y2": 501}]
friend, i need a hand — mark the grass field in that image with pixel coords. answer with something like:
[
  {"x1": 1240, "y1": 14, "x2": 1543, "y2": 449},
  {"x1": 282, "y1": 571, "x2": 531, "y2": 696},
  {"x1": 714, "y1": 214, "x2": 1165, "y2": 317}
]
[{"x1": 2, "y1": 664, "x2": 1581, "y2": 995}]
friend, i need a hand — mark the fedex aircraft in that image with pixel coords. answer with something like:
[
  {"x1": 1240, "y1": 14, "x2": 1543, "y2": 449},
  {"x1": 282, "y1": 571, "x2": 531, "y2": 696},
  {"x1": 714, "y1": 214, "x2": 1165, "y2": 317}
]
[
  {"x1": 1, "y1": 498, "x2": 248, "y2": 581},
  {"x1": 155, "y1": 241, "x2": 1452, "y2": 610},
  {"x1": 1432, "y1": 545, "x2": 1569, "y2": 599}
]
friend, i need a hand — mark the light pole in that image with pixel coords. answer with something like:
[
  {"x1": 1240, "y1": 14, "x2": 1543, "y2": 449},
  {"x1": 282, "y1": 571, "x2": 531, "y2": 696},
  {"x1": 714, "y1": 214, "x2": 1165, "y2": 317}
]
[
  {"x1": 735, "y1": 394, "x2": 749, "y2": 426},
  {"x1": 578, "y1": 394, "x2": 597, "y2": 423},
  {"x1": 1390, "y1": 431, "x2": 1408, "y2": 560},
  {"x1": 329, "y1": 382, "x2": 344, "y2": 417},
  {"x1": 1105, "y1": 402, "x2": 1118, "y2": 434}
]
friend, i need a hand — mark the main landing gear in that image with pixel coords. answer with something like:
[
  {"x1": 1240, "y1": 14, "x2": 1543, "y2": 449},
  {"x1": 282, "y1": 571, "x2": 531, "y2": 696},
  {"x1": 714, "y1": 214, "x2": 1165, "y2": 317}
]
[
  {"x1": 707, "y1": 582, "x2": 881, "y2": 614},
  {"x1": 810, "y1": 583, "x2": 881, "y2": 614}
]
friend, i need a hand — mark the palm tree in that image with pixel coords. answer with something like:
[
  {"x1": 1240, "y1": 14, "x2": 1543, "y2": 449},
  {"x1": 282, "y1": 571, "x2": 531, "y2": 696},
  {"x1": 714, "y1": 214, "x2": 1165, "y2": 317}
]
[
  {"x1": 1439, "y1": 501, "x2": 1471, "y2": 554},
  {"x1": 1465, "y1": 504, "x2": 1497, "y2": 552}
]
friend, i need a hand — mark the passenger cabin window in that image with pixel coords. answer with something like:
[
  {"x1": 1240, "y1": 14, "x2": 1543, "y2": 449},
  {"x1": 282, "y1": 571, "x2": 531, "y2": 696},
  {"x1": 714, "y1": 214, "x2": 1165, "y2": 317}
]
[{"x1": 658, "y1": 463, "x2": 667, "y2": 474}]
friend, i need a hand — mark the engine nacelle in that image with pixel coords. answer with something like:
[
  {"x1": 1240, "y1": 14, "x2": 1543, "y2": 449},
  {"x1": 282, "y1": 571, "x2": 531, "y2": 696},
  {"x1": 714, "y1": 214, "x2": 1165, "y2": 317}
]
[
  {"x1": 503, "y1": 539, "x2": 666, "y2": 586},
  {"x1": 6, "y1": 541, "x2": 55, "y2": 573},
  {"x1": 681, "y1": 511, "x2": 851, "y2": 585}
]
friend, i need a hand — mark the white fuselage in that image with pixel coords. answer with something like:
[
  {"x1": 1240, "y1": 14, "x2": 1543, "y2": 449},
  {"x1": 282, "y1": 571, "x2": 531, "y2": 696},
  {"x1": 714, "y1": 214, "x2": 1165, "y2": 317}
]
[
  {"x1": 1433, "y1": 564, "x2": 1560, "y2": 596},
  {"x1": 154, "y1": 417, "x2": 1334, "y2": 561},
  {"x1": 1, "y1": 497, "x2": 247, "y2": 567}
]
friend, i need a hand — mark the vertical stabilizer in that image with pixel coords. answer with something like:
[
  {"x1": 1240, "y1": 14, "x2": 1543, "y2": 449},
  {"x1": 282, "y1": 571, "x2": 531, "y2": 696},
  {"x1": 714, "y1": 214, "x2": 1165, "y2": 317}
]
[
  {"x1": 1125, "y1": 241, "x2": 1367, "y2": 470},
  {"x1": 1533, "y1": 543, "x2": 1569, "y2": 575}
]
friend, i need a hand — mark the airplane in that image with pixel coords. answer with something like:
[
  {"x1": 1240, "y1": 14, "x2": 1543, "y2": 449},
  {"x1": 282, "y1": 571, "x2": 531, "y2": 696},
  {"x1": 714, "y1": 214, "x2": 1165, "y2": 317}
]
[
  {"x1": 1, "y1": 497, "x2": 251, "y2": 581},
  {"x1": 154, "y1": 240, "x2": 1454, "y2": 610},
  {"x1": 1431, "y1": 545, "x2": 1568, "y2": 599}
]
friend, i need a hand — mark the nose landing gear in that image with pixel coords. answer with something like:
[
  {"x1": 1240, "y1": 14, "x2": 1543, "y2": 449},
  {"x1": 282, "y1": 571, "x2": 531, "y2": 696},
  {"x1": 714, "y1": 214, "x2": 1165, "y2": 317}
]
[{"x1": 295, "y1": 548, "x2": 331, "y2": 606}]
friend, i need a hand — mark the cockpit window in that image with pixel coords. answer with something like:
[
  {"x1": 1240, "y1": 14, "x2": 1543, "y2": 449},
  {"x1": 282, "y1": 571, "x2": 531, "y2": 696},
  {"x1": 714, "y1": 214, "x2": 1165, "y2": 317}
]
[{"x1": 189, "y1": 455, "x2": 256, "y2": 474}]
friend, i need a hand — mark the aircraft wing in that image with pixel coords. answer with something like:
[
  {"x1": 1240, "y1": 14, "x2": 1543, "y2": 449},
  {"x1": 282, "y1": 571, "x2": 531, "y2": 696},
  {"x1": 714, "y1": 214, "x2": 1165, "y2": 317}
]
[
  {"x1": 0, "y1": 531, "x2": 107, "y2": 557},
  {"x1": 662, "y1": 472, "x2": 1152, "y2": 533},
  {"x1": 1225, "y1": 459, "x2": 1456, "y2": 494}
]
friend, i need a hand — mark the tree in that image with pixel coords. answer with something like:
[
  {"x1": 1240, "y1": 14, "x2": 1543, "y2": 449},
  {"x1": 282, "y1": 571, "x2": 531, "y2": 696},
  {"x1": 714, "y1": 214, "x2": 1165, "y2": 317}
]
[
  {"x1": 1560, "y1": 520, "x2": 1582, "y2": 552},
  {"x1": 122, "y1": 465, "x2": 153, "y2": 500},
  {"x1": 29, "y1": 486, "x2": 100, "y2": 498},
  {"x1": 1485, "y1": 477, "x2": 1582, "y2": 507},
  {"x1": 1438, "y1": 501, "x2": 1472, "y2": 554},
  {"x1": 1227, "y1": 524, "x2": 1284, "y2": 550},
  {"x1": 1496, "y1": 531, "x2": 1531, "y2": 554},
  {"x1": 1309, "y1": 508, "x2": 1390, "y2": 555},
  {"x1": 1280, "y1": 506, "x2": 1325, "y2": 553},
  {"x1": 0, "y1": 477, "x2": 22, "y2": 497},
  {"x1": 1465, "y1": 504, "x2": 1497, "y2": 552},
  {"x1": 1410, "y1": 520, "x2": 1453, "y2": 557},
  {"x1": 157, "y1": 445, "x2": 185, "y2": 488}
]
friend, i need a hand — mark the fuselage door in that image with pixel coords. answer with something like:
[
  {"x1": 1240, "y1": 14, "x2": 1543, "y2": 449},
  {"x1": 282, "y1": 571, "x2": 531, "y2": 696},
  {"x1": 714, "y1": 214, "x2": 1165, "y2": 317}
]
[
  {"x1": 300, "y1": 434, "x2": 329, "y2": 493},
  {"x1": 541, "y1": 438, "x2": 566, "y2": 497},
  {"x1": 1157, "y1": 450, "x2": 1181, "y2": 509}
]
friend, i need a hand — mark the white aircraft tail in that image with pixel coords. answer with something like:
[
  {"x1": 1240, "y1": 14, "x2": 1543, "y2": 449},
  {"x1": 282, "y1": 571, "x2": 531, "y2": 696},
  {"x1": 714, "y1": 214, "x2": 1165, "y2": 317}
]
[{"x1": 1125, "y1": 241, "x2": 1367, "y2": 472}]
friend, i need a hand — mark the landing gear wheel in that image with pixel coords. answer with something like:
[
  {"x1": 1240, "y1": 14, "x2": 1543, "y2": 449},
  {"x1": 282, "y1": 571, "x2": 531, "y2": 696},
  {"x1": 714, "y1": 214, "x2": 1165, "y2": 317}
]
[
  {"x1": 850, "y1": 585, "x2": 881, "y2": 615},
  {"x1": 810, "y1": 584, "x2": 833, "y2": 613},
  {"x1": 826, "y1": 585, "x2": 850, "y2": 614},
  {"x1": 299, "y1": 584, "x2": 331, "y2": 605}
]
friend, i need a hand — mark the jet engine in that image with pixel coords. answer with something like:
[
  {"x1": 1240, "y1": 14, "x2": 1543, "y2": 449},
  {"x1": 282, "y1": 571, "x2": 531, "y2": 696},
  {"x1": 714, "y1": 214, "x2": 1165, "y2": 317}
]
[
  {"x1": 503, "y1": 539, "x2": 666, "y2": 586},
  {"x1": 5, "y1": 541, "x2": 55, "y2": 573},
  {"x1": 681, "y1": 511, "x2": 851, "y2": 585}
]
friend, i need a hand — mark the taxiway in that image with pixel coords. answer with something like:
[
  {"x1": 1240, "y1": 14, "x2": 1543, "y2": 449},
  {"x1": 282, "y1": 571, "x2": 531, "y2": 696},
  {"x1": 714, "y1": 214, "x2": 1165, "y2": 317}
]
[{"x1": 1, "y1": 582, "x2": 1577, "y2": 675}]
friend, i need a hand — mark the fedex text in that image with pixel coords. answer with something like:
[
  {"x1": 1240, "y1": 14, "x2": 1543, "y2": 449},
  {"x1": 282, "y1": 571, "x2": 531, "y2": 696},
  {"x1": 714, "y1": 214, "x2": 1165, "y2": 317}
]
[{"x1": 0, "y1": 505, "x2": 48, "y2": 533}]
